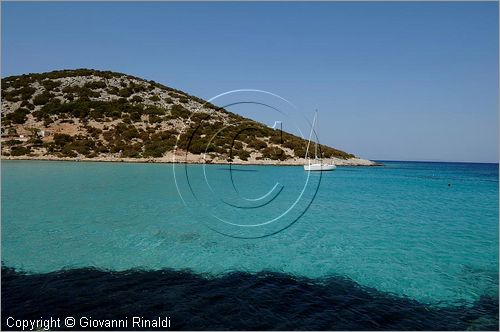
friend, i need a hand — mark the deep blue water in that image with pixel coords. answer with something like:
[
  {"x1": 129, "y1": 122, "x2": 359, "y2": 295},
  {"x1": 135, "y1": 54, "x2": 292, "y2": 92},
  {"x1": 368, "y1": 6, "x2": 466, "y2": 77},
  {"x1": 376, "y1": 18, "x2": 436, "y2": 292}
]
[{"x1": 1, "y1": 160, "x2": 498, "y2": 330}]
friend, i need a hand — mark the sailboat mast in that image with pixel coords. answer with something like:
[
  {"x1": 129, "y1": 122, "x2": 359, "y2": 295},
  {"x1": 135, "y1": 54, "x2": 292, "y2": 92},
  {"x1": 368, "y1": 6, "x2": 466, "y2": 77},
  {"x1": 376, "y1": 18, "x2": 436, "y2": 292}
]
[
  {"x1": 304, "y1": 110, "x2": 318, "y2": 160},
  {"x1": 315, "y1": 110, "x2": 318, "y2": 159}
]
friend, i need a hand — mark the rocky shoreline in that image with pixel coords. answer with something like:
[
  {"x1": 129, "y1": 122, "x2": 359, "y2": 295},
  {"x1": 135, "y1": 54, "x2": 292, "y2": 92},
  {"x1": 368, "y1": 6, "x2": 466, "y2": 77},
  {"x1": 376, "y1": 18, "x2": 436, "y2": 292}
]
[{"x1": 1, "y1": 154, "x2": 382, "y2": 167}]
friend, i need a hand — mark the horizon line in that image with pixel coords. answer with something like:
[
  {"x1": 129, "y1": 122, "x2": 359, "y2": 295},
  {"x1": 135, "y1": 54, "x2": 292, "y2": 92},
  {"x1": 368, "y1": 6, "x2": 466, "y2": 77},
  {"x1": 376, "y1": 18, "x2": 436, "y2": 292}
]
[{"x1": 373, "y1": 159, "x2": 499, "y2": 164}]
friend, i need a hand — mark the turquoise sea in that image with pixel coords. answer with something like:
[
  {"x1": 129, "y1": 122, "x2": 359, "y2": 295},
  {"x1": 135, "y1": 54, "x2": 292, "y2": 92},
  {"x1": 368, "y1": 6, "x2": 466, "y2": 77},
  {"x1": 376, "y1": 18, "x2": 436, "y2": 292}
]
[{"x1": 2, "y1": 160, "x2": 498, "y2": 307}]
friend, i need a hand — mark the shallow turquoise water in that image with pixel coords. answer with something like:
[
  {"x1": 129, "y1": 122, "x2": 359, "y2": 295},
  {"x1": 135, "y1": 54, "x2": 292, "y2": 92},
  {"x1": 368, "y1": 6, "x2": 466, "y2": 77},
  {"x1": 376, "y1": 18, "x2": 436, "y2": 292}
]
[{"x1": 1, "y1": 160, "x2": 498, "y2": 306}]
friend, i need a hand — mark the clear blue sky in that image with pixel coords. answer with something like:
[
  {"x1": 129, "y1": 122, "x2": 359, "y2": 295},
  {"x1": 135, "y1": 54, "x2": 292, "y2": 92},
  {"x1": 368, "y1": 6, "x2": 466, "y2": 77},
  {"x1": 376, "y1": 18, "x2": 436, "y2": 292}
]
[{"x1": 2, "y1": 2, "x2": 498, "y2": 162}]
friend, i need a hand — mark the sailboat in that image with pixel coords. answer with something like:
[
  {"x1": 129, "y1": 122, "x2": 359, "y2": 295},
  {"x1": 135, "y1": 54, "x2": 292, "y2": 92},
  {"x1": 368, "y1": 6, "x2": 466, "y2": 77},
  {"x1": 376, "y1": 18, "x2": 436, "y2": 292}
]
[{"x1": 303, "y1": 111, "x2": 336, "y2": 171}]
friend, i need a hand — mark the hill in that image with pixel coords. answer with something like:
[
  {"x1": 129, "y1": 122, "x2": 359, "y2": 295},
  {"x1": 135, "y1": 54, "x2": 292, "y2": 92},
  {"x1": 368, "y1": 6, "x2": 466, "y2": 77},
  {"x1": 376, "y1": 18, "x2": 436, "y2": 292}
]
[{"x1": 1, "y1": 69, "x2": 374, "y2": 165}]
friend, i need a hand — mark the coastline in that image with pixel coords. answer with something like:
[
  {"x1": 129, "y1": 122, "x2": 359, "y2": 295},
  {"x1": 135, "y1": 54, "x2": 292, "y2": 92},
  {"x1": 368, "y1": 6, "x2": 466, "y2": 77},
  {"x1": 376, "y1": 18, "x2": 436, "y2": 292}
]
[{"x1": 1, "y1": 154, "x2": 382, "y2": 167}]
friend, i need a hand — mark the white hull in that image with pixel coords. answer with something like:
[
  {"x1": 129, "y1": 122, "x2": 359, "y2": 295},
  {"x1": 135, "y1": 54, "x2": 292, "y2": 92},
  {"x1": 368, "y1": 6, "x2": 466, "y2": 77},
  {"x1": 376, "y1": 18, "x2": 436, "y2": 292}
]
[{"x1": 303, "y1": 163, "x2": 336, "y2": 171}]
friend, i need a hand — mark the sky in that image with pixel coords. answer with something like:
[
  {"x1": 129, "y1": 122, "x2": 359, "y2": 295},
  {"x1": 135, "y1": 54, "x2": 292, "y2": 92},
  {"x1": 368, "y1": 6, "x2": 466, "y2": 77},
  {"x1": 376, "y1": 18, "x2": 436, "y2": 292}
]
[{"x1": 2, "y1": 2, "x2": 498, "y2": 163}]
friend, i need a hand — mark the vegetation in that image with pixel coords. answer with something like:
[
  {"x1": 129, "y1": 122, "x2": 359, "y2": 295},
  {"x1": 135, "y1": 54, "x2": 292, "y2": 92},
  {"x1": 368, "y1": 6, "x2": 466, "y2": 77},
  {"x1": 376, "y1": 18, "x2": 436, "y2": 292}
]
[
  {"x1": 1, "y1": 69, "x2": 356, "y2": 161},
  {"x1": 33, "y1": 91, "x2": 54, "y2": 105},
  {"x1": 10, "y1": 146, "x2": 31, "y2": 156},
  {"x1": 261, "y1": 146, "x2": 289, "y2": 161},
  {"x1": 3, "y1": 108, "x2": 30, "y2": 125},
  {"x1": 41, "y1": 79, "x2": 62, "y2": 91}
]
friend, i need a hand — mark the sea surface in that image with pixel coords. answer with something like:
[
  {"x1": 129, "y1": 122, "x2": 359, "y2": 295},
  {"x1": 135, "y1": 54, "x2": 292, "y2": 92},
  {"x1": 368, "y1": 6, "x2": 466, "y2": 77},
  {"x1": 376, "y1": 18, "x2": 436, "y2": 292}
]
[{"x1": 2, "y1": 160, "x2": 498, "y2": 330}]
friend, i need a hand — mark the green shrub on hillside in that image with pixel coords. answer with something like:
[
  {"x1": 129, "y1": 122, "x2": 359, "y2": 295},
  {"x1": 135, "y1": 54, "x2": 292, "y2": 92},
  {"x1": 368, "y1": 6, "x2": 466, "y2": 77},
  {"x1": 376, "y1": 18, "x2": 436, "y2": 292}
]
[
  {"x1": 130, "y1": 95, "x2": 143, "y2": 103},
  {"x1": 3, "y1": 92, "x2": 19, "y2": 102},
  {"x1": 86, "y1": 126, "x2": 102, "y2": 138},
  {"x1": 10, "y1": 146, "x2": 31, "y2": 156},
  {"x1": 122, "y1": 127, "x2": 140, "y2": 140},
  {"x1": 19, "y1": 86, "x2": 37, "y2": 101},
  {"x1": 2, "y1": 86, "x2": 36, "y2": 102},
  {"x1": 20, "y1": 100, "x2": 35, "y2": 110},
  {"x1": 33, "y1": 99, "x2": 148, "y2": 121},
  {"x1": 149, "y1": 115, "x2": 162, "y2": 123},
  {"x1": 118, "y1": 88, "x2": 133, "y2": 97},
  {"x1": 107, "y1": 87, "x2": 120, "y2": 95},
  {"x1": 122, "y1": 143, "x2": 142, "y2": 158},
  {"x1": 261, "y1": 146, "x2": 289, "y2": 161},
  {"x1": 143, "y1": 140, "x2": 169, "y2": 157},
  {"x1": 4, "y1": 140, "x2": 22, "y2": 146},
  {"x1": 169, "y1": 104, "x2": 190, "y2": 119},
  {"x1": 28, "y1": 136, "x2": 43, "y2": 147},
  {"x1": 270, "y1": 135, "x2": 282, "y2": 144},
  {"x1": 144, "y1": 106, "x2": 166, "y2": 116},
  {"x1": 84, "y1": 81, "x2": 107, "y2": 90},
  {"x1": 62, "y1": 86, "x2": 100, "y2": 99},
  {"x1": 3, "y1": 108, "x2": 30, "y2": 124},
  {"x1": 237, "y1": 149, "x2": 251, "y2": 161},
  {"x1": 41, "y1": 79, "x2": 61, "y2": 91},
  {"x1": 54, "y1": 133, "x2": 74, "y2": 146},
  {"x1": 33, "y1": 91, "x2": 54, "y2": 105},
  {"x1": 61, "y1": 145, "x2": 78, "y2": 157},
  {"x1": 247, "y1": 138, "x2": 267, "y2": 150},
  {"x1": 129, "y1": 82, "x2": 147, "y2": 93},
  {"x1": 128, "y1": 112, "x2": 140, "y2": 122}
]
